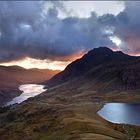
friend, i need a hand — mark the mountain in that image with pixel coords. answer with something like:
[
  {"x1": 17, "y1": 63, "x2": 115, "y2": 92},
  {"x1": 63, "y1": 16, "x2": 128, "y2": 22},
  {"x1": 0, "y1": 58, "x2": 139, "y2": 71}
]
[
  {"x1": 45, "y1": 47, "x2": 140, "y2": 90},
  {"x1": 0, "y1": 65, "x2": 60, "y2": 106},
  {"x1": 0, "y1": 47, "x2": 140, "y2": 140}
]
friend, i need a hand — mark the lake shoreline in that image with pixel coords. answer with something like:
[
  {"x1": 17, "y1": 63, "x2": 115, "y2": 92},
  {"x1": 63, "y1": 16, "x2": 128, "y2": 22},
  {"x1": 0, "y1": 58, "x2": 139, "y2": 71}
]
[
  {"x1": 97, "y1": 103, "x2": 140, "y2": 126},
  {"x1": 5, "y1": 84, "x2": 47, "y2": 106},
  {"x1": 0, "y1": 88, "x2": 22, "y2": 107}
]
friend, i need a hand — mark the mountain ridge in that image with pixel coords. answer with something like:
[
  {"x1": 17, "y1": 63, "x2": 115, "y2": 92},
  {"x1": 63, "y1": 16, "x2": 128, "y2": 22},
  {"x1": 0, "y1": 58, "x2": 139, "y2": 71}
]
[{"x1": 45, "y1": 47, "x2": 140, "y2": 90}]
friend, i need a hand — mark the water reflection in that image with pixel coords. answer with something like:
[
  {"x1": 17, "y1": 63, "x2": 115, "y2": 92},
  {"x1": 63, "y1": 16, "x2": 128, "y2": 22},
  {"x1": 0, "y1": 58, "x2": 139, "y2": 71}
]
[
  {"x1": 6, "y1": 84, "x2": 47, "y2": 106},
  {"x1": 98, "y1": 103, "x2": 140, "y2": 125}
]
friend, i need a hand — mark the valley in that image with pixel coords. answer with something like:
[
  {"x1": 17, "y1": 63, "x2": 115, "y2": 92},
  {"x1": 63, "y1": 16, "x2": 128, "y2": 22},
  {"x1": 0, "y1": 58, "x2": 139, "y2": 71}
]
[
  {"x1": 0, "y1": 66, "x2": 59, "y2": 106},
  {"x1": 0, "y1": 47, "x2": 139, "y2": 140}
]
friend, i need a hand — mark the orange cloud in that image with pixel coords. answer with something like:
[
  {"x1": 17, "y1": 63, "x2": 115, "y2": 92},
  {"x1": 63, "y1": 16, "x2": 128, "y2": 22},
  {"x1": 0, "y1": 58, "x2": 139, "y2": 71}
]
[
  {"x1": 0, "y1": 50, "x2": 86, "y2": 70},
  {"x1": 54, "y1": 49, "x2": 87, "y2": 61},
  {"x1": 0, "y1": 57, "x2": 70, "y2": 71},
  {"x1": 123, "y1": 37, "x2": 140, "y2": 56}
]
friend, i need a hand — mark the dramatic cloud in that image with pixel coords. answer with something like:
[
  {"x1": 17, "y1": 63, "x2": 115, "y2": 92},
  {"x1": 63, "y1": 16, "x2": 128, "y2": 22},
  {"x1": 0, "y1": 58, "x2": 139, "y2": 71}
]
[
  {"x1": 0, "y1": 1, "x2": 139, "y2": 64},
  {"x1": 116, "y1": 1, "x2": 140, "y2": 55},
  {"x1": 44, "y1": 1, "x2": 124, "y2": 18},
  {"x1": 99, "y1": 1, "x2": 140, "y2": 55}
]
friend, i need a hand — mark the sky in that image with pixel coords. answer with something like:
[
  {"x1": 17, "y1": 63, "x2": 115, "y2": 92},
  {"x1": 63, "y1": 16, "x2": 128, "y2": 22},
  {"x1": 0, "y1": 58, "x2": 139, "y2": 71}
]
[{"x1": 0, "y1": 1, "x2": 140, "y2": 70}]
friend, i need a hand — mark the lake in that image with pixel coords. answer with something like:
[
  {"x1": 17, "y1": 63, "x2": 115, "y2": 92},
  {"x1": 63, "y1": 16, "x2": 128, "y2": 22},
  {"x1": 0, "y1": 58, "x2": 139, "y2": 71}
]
[
  {"x1": 6, "y1": 84, "x2": 47, "y2": 106},
  {"x1": 98, "y1": 103, "x2": 140, "y2": 126}
]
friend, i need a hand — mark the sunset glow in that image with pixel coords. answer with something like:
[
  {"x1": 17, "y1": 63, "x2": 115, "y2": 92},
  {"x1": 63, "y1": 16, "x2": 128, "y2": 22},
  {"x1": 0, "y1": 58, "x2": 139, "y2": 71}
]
[
  {"x1": 0, "y1": 1, "x2": 139, "y2": 70},
  {"x1": 0, "y1": 57, "x2": 71, "y2": 71},
  {"x1": 0, "y1": 49, "x2": 139, "y2": 70},
  {"x1": 0, "y1": 49, "x2": 86, "y2": 70}
]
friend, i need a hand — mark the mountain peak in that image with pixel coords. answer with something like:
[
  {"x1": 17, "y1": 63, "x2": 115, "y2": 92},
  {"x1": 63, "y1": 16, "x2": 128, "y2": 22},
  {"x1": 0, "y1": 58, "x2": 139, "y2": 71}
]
[
  {"x1": 83, "y1": 47, "x2": 114, "y2": 59},
  {"x1": 88, "y1": 47, "x2": 113, "y2": 55},
  {"x1": 46, "y1": 47, "x2": 139, "y2": 87},
  {"x1": 93, "y1": 46, "x2": 113, "y2": 52}
]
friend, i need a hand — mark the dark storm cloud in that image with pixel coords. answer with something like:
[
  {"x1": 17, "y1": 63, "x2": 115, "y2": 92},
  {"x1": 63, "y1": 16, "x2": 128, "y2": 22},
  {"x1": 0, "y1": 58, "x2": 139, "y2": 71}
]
[
  {"x1": 99, "y1": 1, "x2": 140, "y2": 55},
  {"x1": 116, "y1": 1, "x2": 140, "y2": 54},
  {"x1": 0, "y1": 1, "x2": 118, "y2": 62},
  {"x1": 0, "y1": 1, "x2": 140, "y2": 63}
]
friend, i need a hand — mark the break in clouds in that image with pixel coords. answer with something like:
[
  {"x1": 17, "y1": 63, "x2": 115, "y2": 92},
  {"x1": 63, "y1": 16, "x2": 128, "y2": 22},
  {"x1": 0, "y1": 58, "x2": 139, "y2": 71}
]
[{"x1": 0, "y1": 1, "x2": 140, "y2": 63}]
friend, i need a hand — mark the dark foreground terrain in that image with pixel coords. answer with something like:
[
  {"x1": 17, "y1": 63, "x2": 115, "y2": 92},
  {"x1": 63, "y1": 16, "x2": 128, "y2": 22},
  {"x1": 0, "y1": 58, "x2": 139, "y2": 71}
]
[{"x1": 0, "y1": 47, "x2": 140, "y2": 140}]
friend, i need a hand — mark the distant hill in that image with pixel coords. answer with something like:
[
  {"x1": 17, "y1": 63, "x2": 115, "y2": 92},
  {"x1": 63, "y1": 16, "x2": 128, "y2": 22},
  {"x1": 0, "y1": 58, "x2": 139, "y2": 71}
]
[
  {"x1": 45, "y1": 47, "x2": 140, "y2": 91},
  {"x1": 0, "y1": 65, "x2": 60, "y2": 105}
]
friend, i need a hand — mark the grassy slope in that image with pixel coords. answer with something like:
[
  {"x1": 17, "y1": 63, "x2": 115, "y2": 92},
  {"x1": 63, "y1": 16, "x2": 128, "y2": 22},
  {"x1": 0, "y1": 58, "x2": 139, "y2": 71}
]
[{"x1": 0, "y1": 78, "x2": 139, "y2": 140}]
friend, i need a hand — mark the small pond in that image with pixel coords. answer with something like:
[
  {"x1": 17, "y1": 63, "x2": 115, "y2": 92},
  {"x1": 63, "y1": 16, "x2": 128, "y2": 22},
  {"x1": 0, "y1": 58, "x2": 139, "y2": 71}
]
[{"x1": 98, "y1": 103, "x2": 140, "y2": 125}]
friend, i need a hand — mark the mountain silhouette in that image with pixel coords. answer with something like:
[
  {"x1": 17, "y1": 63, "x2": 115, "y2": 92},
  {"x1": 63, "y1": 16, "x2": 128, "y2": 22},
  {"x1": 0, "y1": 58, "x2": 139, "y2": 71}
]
[{"x1": 45, "y1": 47, "x2": 140, "y2": 90}]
